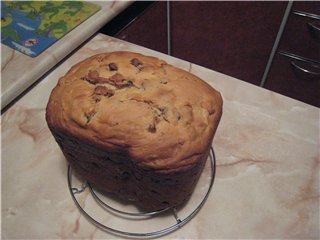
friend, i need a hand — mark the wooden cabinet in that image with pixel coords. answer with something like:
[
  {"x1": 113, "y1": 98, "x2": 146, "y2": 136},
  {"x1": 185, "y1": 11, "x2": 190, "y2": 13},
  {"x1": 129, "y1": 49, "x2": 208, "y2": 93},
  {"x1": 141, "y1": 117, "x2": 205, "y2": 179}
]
[
  {"x1": 264, "y1": 1, "x2": 320, "y2": 107},
  {"x1": 106, "y1": 1, "x2": 319, "y2": 106}
]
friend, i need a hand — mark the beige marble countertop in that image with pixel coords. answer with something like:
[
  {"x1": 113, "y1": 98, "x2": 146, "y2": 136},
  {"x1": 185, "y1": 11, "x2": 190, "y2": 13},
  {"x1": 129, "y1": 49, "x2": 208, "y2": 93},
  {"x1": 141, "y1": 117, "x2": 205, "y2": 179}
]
[
  {"x1": 2, "y1": 33, "x2": 319, "y2": 239},
  {"x1": 1, "y1": 1, "x2": 132, "y2": 110}
]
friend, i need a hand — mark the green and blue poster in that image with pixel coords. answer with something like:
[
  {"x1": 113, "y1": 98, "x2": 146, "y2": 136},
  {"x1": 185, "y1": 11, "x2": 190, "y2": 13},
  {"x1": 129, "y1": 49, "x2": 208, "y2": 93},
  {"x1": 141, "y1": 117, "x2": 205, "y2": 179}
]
[{"x1": 1, "y1": 1, "x2": 100, "y2": 57}]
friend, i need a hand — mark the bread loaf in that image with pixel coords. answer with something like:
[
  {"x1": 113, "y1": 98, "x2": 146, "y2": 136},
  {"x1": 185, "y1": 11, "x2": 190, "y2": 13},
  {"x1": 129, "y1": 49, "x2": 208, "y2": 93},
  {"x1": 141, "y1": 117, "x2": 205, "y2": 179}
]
[{"x1": 46, "y1": 51, "x2": 222, "y2": 211}]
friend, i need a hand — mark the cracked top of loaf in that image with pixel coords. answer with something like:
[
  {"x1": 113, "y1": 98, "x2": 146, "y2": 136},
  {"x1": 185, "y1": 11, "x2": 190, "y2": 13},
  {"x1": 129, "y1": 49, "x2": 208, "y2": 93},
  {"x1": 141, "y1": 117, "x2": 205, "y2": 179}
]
[{"x1": 46, "y1": 51, "x2": 223, "y2": 170}]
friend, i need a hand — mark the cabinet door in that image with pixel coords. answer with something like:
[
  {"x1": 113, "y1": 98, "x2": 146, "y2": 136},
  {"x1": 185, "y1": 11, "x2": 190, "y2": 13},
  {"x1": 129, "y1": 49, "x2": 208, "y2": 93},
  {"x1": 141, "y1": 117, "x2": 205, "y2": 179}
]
[
  {"x1": 171, "y1": 1, "x2": 287, "y2": 85},
  {"x1": 277, "y1": 2, "x2": 320, "y2": 62},
  {"x1": 265, "y1": 54, "x2": 320, "y2": 107}
]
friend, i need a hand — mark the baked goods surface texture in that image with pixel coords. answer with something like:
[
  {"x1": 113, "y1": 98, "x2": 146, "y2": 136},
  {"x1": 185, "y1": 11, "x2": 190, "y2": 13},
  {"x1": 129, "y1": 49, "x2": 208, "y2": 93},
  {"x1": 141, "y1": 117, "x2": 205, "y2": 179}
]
[{"x1": 46, "y1": 51, "x2": 223, "y2": 211}]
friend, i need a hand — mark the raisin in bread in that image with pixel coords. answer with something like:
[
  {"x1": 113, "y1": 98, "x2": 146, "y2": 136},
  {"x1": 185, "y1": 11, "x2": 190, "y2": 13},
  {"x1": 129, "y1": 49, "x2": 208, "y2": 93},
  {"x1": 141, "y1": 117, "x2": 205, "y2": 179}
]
[{"x1": 46, "y1": 51, "x2": 222, "y2": 211}]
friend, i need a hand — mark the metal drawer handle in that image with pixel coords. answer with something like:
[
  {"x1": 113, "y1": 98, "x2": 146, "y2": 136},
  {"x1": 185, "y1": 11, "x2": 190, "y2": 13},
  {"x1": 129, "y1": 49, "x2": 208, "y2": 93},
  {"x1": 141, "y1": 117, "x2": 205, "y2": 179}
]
[
  {"x1": 307, "y1": 22, "x2": 320, "y2": 40},
  {"x1": 290, "y1": 61, "x2": 320, "y2": 79}
]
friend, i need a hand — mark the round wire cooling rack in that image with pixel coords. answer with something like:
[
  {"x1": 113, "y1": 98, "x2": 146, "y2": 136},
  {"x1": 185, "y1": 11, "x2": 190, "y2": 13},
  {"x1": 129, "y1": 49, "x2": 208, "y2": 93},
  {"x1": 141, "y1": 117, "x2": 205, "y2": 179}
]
[{"x1": 67, "y1": 147, "x2": 216, "y2": 238}]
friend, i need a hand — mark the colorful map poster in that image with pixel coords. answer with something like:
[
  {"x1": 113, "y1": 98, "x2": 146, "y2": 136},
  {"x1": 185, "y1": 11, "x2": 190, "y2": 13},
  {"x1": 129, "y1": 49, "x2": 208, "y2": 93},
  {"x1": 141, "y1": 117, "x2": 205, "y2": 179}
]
[{"x1": 1, "y1": 1, "x2": 101, "y2": 57}]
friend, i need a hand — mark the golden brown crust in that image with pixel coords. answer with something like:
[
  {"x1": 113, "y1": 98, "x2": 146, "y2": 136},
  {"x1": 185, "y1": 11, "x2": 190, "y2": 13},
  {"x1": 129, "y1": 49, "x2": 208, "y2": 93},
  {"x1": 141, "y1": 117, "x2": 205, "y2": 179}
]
[{"x1": 46, "y1": 51, "x2": 222, "y2": 170}]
